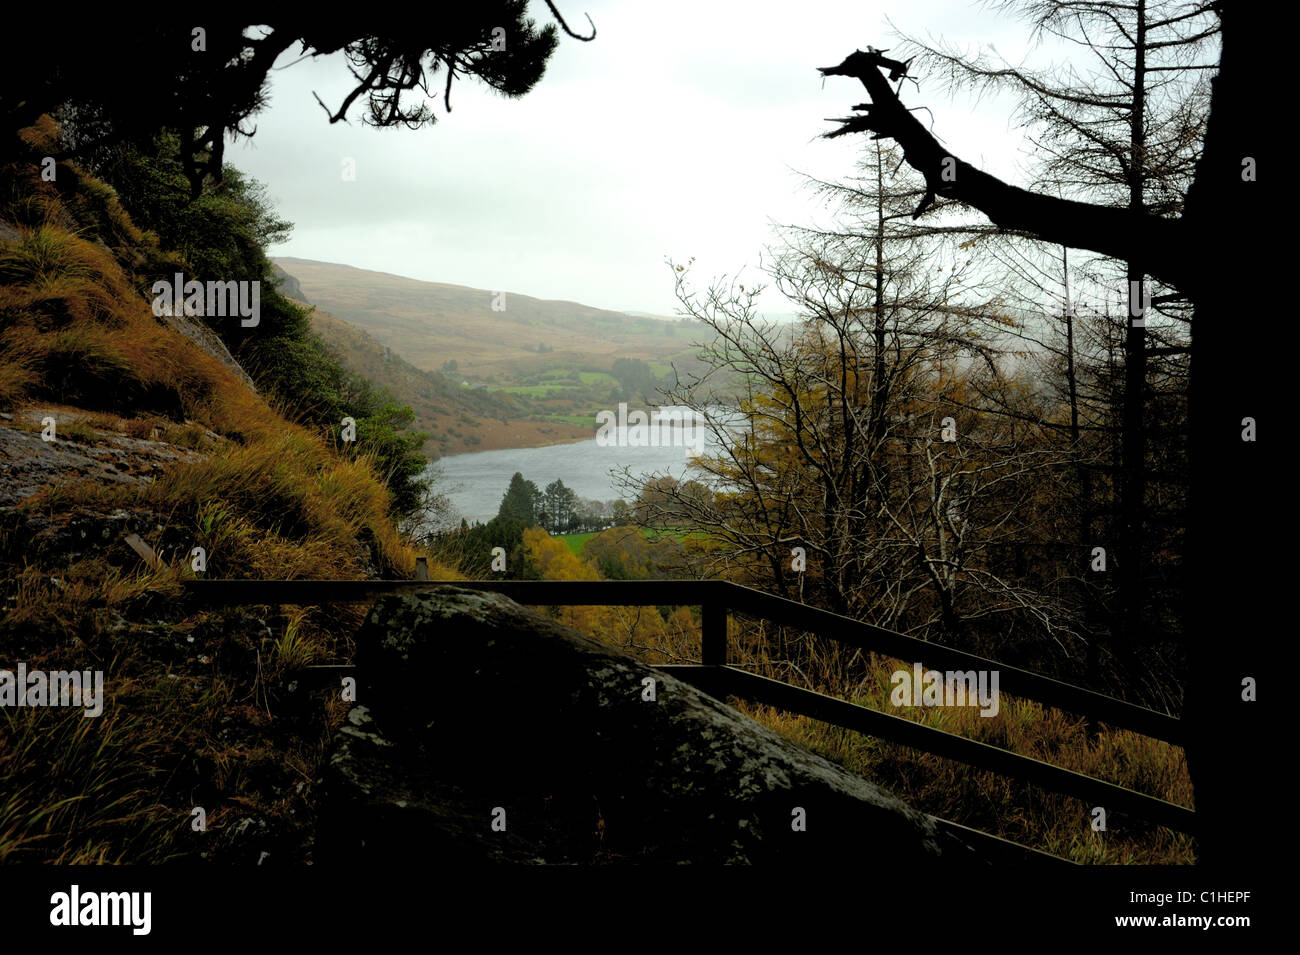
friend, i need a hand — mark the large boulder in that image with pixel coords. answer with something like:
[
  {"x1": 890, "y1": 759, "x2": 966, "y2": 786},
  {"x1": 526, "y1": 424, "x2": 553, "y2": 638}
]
[{"x1": 316, "y1": 587, "x2": 986, "y2": 864}]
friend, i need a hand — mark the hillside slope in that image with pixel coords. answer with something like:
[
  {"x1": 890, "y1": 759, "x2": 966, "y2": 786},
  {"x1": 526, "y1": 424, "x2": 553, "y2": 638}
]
[
  {"x1": 274, "y1": 257, "x2": 701, "y2": 383},
  {"x1": 0, "y1": 117, "x2": 458, "y2": 863},
  {"x1": 302, "y1": 302, "x2": 589, "y2": 456}
]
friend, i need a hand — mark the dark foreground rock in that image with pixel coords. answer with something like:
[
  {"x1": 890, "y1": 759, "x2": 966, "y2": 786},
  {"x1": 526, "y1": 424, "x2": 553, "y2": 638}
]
[{"x1": 316, "y1": 587, "x2": 987, "y2": 864}]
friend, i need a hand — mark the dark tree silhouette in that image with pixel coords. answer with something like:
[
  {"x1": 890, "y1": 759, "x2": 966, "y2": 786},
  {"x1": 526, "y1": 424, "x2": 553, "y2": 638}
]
[
  {"x1": 897, "y1": 0, "x2": 1215, "y2": 708},
  {"x1": 0, "y1": 4, "x2": 594, "y2": 194},
  {"x1": 498, "y1": 472, "x2": 541, "y2": 525},
  {"x1": 820, "y1": 3, "x2": 1270, "y2": 866}
]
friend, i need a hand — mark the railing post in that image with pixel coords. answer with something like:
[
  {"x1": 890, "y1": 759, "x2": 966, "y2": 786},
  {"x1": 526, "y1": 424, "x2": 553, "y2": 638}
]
[{"x1": 701, "y1": 601, "x2": 727, "y2": 666}]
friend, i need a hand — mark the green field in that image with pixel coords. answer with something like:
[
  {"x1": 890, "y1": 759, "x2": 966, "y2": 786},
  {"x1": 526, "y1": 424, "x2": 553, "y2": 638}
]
[
  {"x1": 557, "y1": 527, "x2": 709, "y2": 554},
  {"x1": 499, "y1": 384, "x2": 569, "y2": 397},
  {"x1": 558, "y1": 531, "x2": 598, "y2": 555}
]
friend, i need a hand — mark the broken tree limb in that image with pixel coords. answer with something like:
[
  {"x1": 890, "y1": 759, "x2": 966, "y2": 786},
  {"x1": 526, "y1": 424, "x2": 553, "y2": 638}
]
[{"x1": 819, "y1": 49, "x2": 1195, "y2": 296}]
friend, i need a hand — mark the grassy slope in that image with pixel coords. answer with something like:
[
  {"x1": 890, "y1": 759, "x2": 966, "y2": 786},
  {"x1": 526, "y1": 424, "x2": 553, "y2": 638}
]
[
  {"x1": 0, "y1": 117, "x2": 459, "y2": 862},
  {"x1": 305, "y1": 305, "x2": 589, "y2": 457},
  {"x1": 557, "y1": 531, "x2": 597, "y2": 555},
  {"x1": 273, "y1": 257, "x2": 705, "y2": 385}
]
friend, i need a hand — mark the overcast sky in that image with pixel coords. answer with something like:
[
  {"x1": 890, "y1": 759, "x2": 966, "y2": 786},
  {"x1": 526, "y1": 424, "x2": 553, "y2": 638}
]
[{"x1": 232, "y1": 1, "x2": 1052, "y2": 316}]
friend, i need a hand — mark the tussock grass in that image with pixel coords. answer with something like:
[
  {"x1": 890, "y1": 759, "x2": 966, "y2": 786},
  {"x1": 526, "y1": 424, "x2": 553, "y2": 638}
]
[
  {"x1": 0, "y1": 208, "x2": 269, "y2": 434},
  {"x1": 164, "y1": 421, "x2": 209, "y2": 448},
  {"x1": 53, "y1": 416, "x2": 98, "y2": 444},
  {"x1": 2, "y1": 561, "x2": 181, "y2": 638},
  {"x1": 16, "y1": 425, "x2": 420, "y2": 583},
  {"x1": 0, "y1": 199, "x2": 423, "y2": 585},
  {"x1": 268, "y1": 610, "x2": 327, "y2": 677},
  {"x1": 0, "y1": 118, "x2": 452, "y2": 863},
  {"x1": 0, "y1": 703, "x2": 180, "y2": 863}
]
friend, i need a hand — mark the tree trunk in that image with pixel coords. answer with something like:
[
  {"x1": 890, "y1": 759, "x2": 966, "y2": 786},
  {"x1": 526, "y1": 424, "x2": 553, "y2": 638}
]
[
  {"x1": 822, "y1": 3, "x2": 1273, "y2": 865},
  {"x1": 1179, "y1": 3, "x2": 1268, "y2": 868},
  {"x1": 1118, "y1": 4, "x2": 1149, "y2": 696}
]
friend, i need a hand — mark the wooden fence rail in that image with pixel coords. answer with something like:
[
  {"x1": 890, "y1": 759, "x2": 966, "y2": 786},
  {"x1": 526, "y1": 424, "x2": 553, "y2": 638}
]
[{"x1": 179, "y1": 577, "x2": 1196, "y2": 854}]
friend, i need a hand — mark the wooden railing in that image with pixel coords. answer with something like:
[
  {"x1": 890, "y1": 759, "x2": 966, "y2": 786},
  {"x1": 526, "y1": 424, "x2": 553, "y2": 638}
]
[{"x1": 181, "y1": 577, "x2": 1195, "y2": 859}]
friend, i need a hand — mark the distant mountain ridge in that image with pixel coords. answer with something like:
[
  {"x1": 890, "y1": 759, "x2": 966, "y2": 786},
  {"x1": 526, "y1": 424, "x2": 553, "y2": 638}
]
[{"x1": 271, "y1": 257, "x2": 702, "y2": 384}]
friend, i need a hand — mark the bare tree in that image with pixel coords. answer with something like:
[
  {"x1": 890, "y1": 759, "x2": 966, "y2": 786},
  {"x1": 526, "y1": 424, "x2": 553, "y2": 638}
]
[
  {"x1": 818, "y1": 1, "x2": 1270, "y2": 865},
  {"x1": 894, "y1": 0, "x2": 1213, "y2": 706},
  {"x1": 622, "y1": 142, "x2": 1077, "y2": 682}
]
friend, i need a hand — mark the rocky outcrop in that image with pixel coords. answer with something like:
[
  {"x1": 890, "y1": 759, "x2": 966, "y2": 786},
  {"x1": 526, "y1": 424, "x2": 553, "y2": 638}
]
[
  {"x1": 154, "y1": 308, "x2": 256, "y2": 393},
  {"x1": 316, "y1": 588, "x2": 986, "y2": 864},
  {"x1": 0, "y1": 412, "x2": 212, "y2": 507},
  {"x1": 271, "y1": 263, "x2": 304, "y2": 302}
]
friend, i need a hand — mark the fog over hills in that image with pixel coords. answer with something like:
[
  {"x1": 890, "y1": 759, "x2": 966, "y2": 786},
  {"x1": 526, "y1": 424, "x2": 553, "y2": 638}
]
[{"x1": 273, "y1": 257, "x2": 701, "y2": 384}]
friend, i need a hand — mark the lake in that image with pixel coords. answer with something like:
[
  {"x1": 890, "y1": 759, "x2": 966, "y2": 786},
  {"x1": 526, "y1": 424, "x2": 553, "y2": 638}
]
[{"x1": 428, "y1": 411, "x2": 722, "y2": 525}]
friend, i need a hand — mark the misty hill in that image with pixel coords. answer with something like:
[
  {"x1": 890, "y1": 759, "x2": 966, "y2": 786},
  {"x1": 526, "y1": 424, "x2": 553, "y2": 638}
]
[
  {"x1": 273, "y1": 257, "x2": 703, "y2": 384},
  {"x1": 301, "y1": 300, "x2": 589, "y2": 457}
]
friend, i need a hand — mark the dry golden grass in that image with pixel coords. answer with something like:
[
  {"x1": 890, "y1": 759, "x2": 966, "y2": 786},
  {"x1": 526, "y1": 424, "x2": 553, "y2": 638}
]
[
  {"x1": 735, "y1": 633, "x2": 1196, "y2": 863},
  {"x1": 0, "y1": 119, "x2": 455, "y2": 863},
  {"x1": 524, "y1": 556, "x2": 1196, "y2": 864},
  {"x1": 0, "y1": 228, "x2": 254, "y2": 427},
  {"x1": 0, "y1": 703, "x2": 181, "y2": 863},
  {"x1": 0, "y1": 190, "x2": 430, "y2": 585}
]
